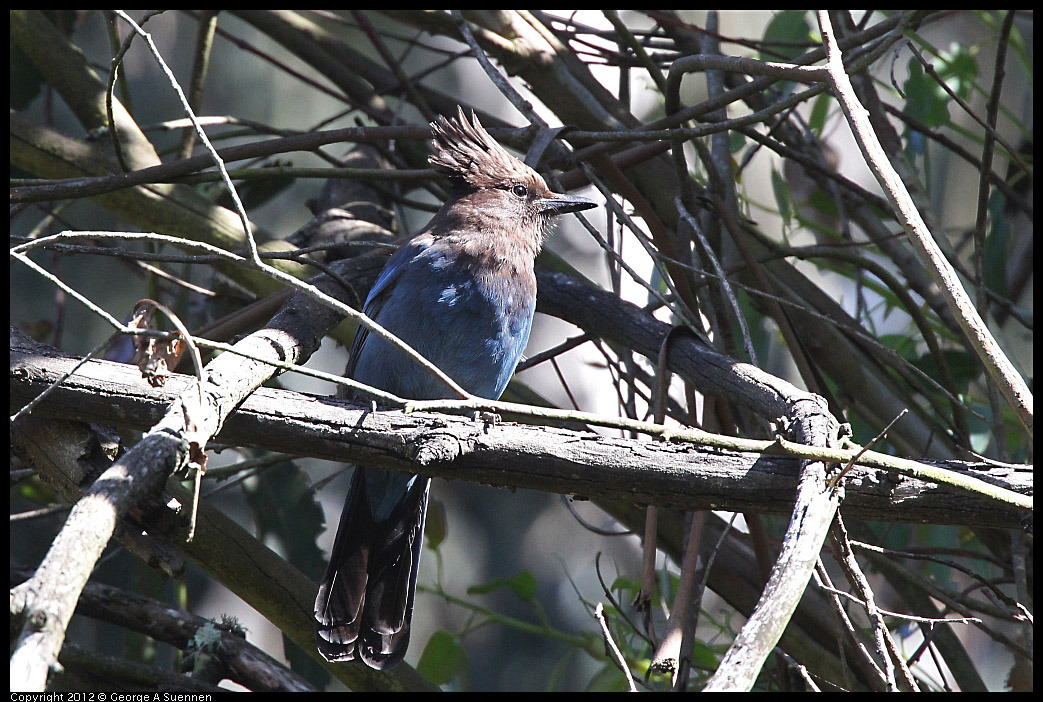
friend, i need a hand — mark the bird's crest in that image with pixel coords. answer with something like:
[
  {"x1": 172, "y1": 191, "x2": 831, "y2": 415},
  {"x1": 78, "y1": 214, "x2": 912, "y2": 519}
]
[{"x1": 429, "y1": 107, "x2": 539, "y2": 190}]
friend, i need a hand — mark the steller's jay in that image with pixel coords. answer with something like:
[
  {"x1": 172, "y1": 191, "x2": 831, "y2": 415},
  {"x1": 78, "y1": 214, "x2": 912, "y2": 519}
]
[{"x1": 314, "y1": 108, "x2": 597, "y2": 669}]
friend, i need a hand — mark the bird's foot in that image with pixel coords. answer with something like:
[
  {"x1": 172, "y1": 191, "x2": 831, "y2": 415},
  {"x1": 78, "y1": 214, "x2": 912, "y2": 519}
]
[{"x1": 471, "y1": 410, "x2": 502, "y2": 429}]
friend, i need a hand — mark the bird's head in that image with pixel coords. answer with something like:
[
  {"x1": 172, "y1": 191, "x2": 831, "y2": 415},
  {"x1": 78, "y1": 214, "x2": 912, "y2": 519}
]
[{"x1": 429, "y1": 108, "x2": 596, "y2": 253}]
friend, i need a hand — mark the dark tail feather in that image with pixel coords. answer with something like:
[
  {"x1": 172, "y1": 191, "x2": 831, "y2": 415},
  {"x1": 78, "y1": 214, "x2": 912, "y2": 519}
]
[{"x1": 314, "y1": 467, "x2": 430, "y2": 669}]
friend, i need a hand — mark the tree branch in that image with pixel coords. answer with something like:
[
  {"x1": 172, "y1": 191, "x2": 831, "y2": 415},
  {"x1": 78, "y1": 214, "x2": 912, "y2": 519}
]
[
  {"x1": 11, "y1": 329, "x2": 1031, "y2": 527},
  {"x1": 817, "y1": 11, "x2": 1032, "y2": 437}
]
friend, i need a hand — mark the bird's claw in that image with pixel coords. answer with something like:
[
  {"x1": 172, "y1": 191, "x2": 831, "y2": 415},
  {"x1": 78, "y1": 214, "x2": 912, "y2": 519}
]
[{"x1": 472, "y1": 410, "x2": 502, "y2": 428}]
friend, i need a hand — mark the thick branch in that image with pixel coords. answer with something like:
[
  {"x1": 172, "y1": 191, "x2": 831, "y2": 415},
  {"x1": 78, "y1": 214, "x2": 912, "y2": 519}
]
[
  {"x1": 10, "y1": 570, "x2": 316, "y2": 692},
  {"x1": 11, "y1": 331, "x2": 1031, "y2": 528}
]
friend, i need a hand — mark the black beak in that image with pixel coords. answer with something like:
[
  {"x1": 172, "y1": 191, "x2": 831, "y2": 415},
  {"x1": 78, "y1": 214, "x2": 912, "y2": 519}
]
[{"x1": 537, "y1": 192, "x2": 597, "y2": 217}]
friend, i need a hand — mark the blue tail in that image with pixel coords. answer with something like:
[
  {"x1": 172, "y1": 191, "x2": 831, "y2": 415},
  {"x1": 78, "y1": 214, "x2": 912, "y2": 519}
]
[{"x1": 314, "y1": 467, "x2": 430, "y2": 669}]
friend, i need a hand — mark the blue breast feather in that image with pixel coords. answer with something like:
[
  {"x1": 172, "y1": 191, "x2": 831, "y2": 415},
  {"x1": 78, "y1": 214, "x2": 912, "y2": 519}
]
[{"x1": 349, "y1": 237, "x2": 534, "y2": 402}]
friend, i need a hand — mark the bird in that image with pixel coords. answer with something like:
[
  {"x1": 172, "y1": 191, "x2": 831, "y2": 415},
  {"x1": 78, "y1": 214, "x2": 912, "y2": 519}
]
[{"x1": 314, "y1": 107, "x2": 597, "y2": 669}]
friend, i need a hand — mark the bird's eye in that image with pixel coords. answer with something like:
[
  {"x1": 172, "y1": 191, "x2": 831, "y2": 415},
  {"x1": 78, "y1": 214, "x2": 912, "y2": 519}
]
[{"x1": 511, "y1": 184, "x2": 528, "y2": 199}]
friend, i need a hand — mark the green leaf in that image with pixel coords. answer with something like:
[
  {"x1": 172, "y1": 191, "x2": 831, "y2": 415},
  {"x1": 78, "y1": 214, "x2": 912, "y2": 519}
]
[
  {"x1": 984, "y1": 190, "x2": 1010, "y2": 298},
  {"x1": 417, "y1": 631, "x2": 469, "y2": 687},
  {"x1": 609, "y1": 576, "x2": 639, "y2": 595},
  {"x1": 728, "y1": 130, "x2": 747, "y2": 154},
  {"x1": 17, "y1": 475, "x2": 55, "y2": 504},
  {"x1": 878, "y1": 333, "x2": 920, "y2": 360},
  {"x1": 807, "y1": 92, "x2": 832, "y2": 136},
  {"x1": 770, "y1": 168, "x2": 792, "y2": 227},
  {"x1": 467, "y1": 571, "x2": 538, "y2": 602},
  {"x1": 760, "y1": 11, "x2": 813, "y2": 62},
  {"x1": 690, "y1": 638, "x2": 720, "y2": 670},
  {"x1": 935, "y1": 42, "x2": 978, "y2": 100},
  {"x1": 804, "y1": 188, "x2": 839, "y2": 220},
  {"x1": 911, "y1": 349, "x2": 979, "y2": 395},
  {"x1": 425, "y1": 498, "x2": 447, "y2": 551},
  {"x1": 903, "y1": 59, "x2": 950, "y2": 128},
  {"x1": 587, "y1": 662, "x2": 629, "y2": 692}
]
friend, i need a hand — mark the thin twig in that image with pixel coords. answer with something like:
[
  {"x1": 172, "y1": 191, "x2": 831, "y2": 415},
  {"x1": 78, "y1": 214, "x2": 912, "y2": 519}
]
[
  {"x1": 450, "y1": 10, "x2": 543, "y2": 127},
  {"x1": 817, "y1": 10, "x2": 1033, "y2": 437},
  {"x1": 113, "y1": 11, "x2": 260, "y2": 262},
  {"x1": 595, "y1": 603, "x2": 638, "y2": 692}
]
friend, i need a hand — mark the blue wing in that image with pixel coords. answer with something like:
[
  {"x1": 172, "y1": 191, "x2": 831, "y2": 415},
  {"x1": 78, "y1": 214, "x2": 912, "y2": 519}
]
[{"x1": 345, "y1": 235, "x2": 435, "y2": 381}]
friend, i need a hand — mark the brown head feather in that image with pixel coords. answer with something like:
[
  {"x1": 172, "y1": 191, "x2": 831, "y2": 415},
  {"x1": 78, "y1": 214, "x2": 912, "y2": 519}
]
[{"x1": 429, "y1": 107, "x2": 540, "y2": 191}]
